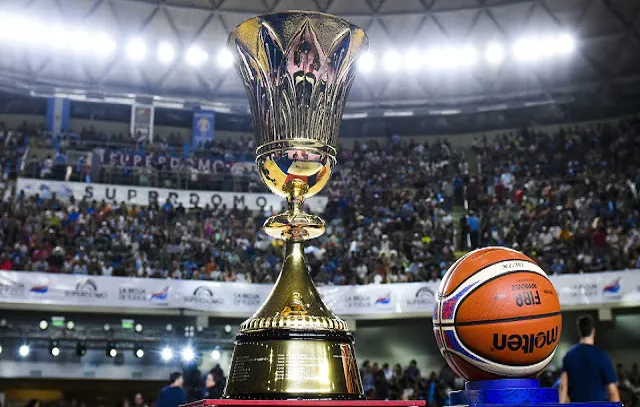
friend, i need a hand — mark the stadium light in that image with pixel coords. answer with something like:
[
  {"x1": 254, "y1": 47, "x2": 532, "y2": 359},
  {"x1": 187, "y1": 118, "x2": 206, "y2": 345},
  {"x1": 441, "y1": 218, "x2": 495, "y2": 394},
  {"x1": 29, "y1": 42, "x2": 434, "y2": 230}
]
[
  {"x1": 211, "y1": 348, "x2": 221, "y2": 361},
  {"x1": 66, "y1": 320, "x2": 75, "y2": 330},
  {"x1": 19, "y1": 344, "x2": 30, "y2": 357},
  {"x1": 39, "y1": 319, "x2": 49, "y2": 330},
  {"x1": 186, "y1": 45, "x2": 209, "y2": 67},
  {"x1": 49, "y1": 25, "x2": 68, "y2": 50},
  {"x1": 106, "y1": 342, "x2": 117, "y2": 358},
  {"x1": 403, "y1": 49, "x2": 422, "y2": 71},
  {"x1": 127, "y1": 38, "x2": 147, "y2": 62},
  {"x1": 382, "y1": 50, "x2": 402, "y2": 72},
  {"x1": 485, "y1": 41, "x2": 505, "y2": 65},
  {"x1": 134, "y1": 344, "x2": 144, "y2": 358},
  {"x1": 458, "y1": 45, "x2": 478, "y2": 67},
  {"x1": 357, "y1": 51, "x2": 375, "y2": 73},
  {"x1": 0, "y1": 14, "x2": 27, "y2": 42},
  {"x1": 165, "y1": 323, "x2": 173, "y2": 332},
  {"x1": 382, "y1": 51, "x2": 401, "y2": 72},
  {"x1": 158, "y1": 42, "x2": 175, "y2": 63},
  {"x1": 24, "y1": 21, "x2": 45, "y2": 46},
  {"x1": 50, "y1": 340, "x2": 60, "y2": 357},
  {"x1": 70, "y1": 30, "x2": 90, "y2": 53},
  {"x1": 181, "y1": 346, "x2": 195, "y2": 362},
  {"x1": 161, "y1": 347, "x2": 174, "y2": 361},
  {"x1": 224, "y1": 324, "x2": 232, "y2": 333},
  {"x1": 426, "y1": 47, "x2": 455, "y2": 70},
  {"x1": 134, "y1": 323, "x2": 143, "y2": 333},
  {"x1": 513, "y1": 37, "x2": 553, "y2": 61},
  {"x1": 0, "y1": 344, "x2": 2, "y2": 354},
  {"x1": 217, "y1": 48, "x2": 234, "y2": 69},
  {"x1": 94, "y1": 32, "x2": 117, "y2": 57},
  {"x1": 556, "y1": 33, "x2": 576, "y2": 55}
]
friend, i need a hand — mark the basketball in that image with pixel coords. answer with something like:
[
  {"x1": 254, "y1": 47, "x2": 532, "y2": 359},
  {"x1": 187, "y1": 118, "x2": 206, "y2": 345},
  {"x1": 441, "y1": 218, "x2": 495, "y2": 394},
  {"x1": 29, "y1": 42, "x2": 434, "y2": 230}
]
[{"x1": 433, "y1": 247, "x2": 562, "y2": 381}]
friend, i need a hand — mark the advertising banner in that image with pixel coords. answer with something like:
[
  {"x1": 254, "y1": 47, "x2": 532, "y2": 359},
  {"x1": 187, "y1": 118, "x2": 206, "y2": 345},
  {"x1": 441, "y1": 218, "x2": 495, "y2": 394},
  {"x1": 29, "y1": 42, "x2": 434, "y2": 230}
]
[
  {"x1": 16, "y1": 178, "x2": 329, "y2": 213},
  {"x1": 101, "y1": 151, "x2": 255, "y2": 174},
  {"x1": 192, "y1": 110, "x2": 215, "y2": 148},
  {"x1": 1, "y1": 270, "x2": 638, "y2": 317},
  {"x1": 130, "y1": 104, "x2": 154, "y2": 142},
  {"x1": 46, "y1": 97, "x2": 70, "y2": 136}
]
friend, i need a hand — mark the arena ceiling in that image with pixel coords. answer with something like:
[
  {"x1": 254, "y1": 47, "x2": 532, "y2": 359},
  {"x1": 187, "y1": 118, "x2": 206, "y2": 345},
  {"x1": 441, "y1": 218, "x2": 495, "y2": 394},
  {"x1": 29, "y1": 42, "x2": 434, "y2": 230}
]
[{"x1": 0, "y1": 0, "x2": 639, "y2": 122}]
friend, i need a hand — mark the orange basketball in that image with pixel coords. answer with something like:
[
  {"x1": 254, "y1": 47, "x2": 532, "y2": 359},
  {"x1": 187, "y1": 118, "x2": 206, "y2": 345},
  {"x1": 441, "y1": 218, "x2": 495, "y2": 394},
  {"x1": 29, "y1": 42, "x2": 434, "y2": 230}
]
[{"x1": 433, "y1": 247, "x2": 562, "y2": 381}]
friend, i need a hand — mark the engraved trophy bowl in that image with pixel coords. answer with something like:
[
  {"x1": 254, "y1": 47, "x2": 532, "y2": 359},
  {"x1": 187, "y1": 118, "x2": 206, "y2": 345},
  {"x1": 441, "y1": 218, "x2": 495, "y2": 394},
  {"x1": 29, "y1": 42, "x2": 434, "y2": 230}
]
[{"x1": 224, "y1": 11, "x2": 368, "y2": 400}]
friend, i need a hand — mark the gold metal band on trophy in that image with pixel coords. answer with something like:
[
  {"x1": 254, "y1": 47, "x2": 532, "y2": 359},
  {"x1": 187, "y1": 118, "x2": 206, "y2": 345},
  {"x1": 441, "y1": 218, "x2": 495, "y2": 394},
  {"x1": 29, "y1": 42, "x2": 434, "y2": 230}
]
[{"x1": 239, "y1": 315, "x2": 349, "y2": 331}]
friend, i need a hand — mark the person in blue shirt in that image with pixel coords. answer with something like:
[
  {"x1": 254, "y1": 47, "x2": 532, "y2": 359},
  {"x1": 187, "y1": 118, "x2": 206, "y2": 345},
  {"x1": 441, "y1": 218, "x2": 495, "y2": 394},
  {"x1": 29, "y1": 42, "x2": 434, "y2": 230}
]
[
  {"x1": 559, "y1": 315, "x2": 620, "y2": 403},
  {"x1": 466, "y1": 211, "x2": 480, "y2": 249},
  {"x1": 157, "y1": 371, "x2": 187, "y2": 407}
]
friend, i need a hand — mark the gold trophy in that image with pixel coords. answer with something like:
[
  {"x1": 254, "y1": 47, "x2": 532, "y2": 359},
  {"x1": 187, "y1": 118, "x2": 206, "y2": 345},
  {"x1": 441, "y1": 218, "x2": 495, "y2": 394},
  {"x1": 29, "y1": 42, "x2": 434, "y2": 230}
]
[{"x1": 224, "y1": 11, "x2": 368, "y2": 399}]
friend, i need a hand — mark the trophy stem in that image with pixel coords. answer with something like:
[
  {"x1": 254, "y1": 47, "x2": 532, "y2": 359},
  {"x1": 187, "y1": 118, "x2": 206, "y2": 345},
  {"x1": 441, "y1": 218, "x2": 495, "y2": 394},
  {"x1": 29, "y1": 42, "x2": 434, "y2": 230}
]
[
  {"x1": 224, "y1": 240, "x2": 364, "y2": 399},
  {"x1": 263, "y1": 186, "x2": 326, "y2": 242}
]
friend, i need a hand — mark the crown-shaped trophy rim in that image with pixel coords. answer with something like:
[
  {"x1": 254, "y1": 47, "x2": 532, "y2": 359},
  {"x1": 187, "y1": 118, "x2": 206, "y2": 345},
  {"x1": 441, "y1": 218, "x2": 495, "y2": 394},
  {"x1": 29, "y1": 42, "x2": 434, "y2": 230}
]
[
  {"x1": 226, "y1": 10, "x2": 368, "y2": 46},
  {"x1": 255, "y1": 139, "x2": 338, "y2": 159}
]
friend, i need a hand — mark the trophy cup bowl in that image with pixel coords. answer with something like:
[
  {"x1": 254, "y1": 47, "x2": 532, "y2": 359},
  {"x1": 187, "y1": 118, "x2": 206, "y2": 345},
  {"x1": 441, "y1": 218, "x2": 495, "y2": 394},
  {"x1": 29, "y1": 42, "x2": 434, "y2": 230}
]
[{"x1": 223, "y1": 11, "x2": 369, "y2": 399}]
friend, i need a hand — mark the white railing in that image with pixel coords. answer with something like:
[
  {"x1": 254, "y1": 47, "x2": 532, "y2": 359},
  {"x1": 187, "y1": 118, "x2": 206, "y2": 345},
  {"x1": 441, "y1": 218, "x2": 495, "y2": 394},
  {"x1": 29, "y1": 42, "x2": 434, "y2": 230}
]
[{"x1": 0, "y1": 269, "x2": 636, "y2": 318}]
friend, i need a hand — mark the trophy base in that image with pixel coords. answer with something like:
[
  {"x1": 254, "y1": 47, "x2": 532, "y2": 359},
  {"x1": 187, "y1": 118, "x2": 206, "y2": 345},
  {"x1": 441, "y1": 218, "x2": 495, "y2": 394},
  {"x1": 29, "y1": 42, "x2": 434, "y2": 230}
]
[
  {"x1": 450, "y1": 379, "x2": 622, "y2": 407},
  {"x1": 224, "y1": 329, "x2": 362, "y2": 399}
]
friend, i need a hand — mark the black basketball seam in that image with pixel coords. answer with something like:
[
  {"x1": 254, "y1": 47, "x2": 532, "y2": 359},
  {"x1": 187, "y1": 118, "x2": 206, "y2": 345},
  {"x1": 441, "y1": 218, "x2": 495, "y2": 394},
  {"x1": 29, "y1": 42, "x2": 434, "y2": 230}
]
[
  {"x1": 439, "y1": 310, "x2": 561, "y2": 327},
  {"x1": 437, "y1": 257, "x2": 536, "y2": 299}
]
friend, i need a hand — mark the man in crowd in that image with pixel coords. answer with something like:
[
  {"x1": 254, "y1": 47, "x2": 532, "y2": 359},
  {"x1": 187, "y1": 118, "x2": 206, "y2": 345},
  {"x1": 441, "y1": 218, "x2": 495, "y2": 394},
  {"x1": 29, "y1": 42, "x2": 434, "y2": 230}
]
[
  {"x1": 559, "y1": 315, "x2": 620, "y2": 403},
  {"x1": 157, "y1": 372, "x2": 188, "y2": 407}
]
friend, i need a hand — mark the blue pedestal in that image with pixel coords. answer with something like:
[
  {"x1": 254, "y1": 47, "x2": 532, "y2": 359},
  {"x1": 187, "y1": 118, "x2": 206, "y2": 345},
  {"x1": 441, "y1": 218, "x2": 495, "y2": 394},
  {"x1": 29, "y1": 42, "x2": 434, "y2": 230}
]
[{"x1": 449, "y1": 380, "x2": 621, "y2": 407}]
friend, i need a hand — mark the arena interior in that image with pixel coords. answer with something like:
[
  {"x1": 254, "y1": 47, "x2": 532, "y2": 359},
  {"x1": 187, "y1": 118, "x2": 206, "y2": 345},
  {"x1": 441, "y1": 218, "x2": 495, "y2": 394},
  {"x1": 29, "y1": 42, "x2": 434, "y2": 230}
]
[{"x1": 0, "y1": 0, "x2": 639, "y2": 406}]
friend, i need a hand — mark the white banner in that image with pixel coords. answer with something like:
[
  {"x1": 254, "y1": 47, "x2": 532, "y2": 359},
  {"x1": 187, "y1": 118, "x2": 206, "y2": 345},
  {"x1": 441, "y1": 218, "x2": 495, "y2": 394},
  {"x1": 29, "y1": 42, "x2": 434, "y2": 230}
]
[
  {"x1": 0, "y1": 270, "x2": 638, "y2": 317},
  {"x1": 16, "y1": 178, "x2": 328, "y2": 213}
]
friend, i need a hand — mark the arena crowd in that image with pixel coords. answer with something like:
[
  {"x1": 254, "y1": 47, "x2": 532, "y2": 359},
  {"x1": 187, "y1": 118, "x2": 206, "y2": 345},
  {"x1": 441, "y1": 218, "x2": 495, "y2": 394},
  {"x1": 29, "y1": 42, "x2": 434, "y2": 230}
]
[{"x1": 0, "y1": 116, "x2": 639, "y2": 282}]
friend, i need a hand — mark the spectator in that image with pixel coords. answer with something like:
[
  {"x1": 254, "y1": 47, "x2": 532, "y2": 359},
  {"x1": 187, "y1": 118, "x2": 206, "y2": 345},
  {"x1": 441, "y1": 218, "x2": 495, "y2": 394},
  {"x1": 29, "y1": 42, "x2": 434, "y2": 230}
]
[
  {"x1": 466, "y1": 211, "x2": 480, "y2": 249},
  {"x1": 157, "y1": 372, "x2": 187, "y2": 407},
  {"x1": 559, "y1": 314, "x2": 620, "y2": 403},
  {"x1": 133, "y1": 393, "x2": 147, "y2": 407}
]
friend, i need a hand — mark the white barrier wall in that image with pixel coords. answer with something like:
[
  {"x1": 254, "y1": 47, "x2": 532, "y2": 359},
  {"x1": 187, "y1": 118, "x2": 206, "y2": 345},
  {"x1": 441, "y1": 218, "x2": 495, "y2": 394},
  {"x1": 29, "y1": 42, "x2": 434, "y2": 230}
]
[
  {"x1": 0, "y1": 270, "x2": 636, "y2": 317},
  {"x1": 16, "y1": 178, "x2": 329, "y2": 213}
]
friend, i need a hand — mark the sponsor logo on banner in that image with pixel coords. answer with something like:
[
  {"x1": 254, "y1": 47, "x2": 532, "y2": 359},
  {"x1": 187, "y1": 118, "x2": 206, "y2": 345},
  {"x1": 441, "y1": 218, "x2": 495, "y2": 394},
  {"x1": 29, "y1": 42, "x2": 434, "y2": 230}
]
[
  {"x1": 119, "y1": 287, "x2": 148, "y2": 301},
  {"x1": 65, "y1": 278, "x2": 108, "y2": 299},
  {"x1": 151, "y1": 286, "x2": 170, "y2": 302},
  {"x1": 0, "y1": 276, "x2": 25, "y2": 297},
  {"x1": 118, "y1": 286, "x2": 170, "y2": 305},
  {"x1": 375, "y1": 293, "x2": 391, "y2": 305},
  {"x1": 233, "y1": 292, "x2": 261, "y2": 307},
  {"x1": 183, "y1": 286, "x2": 224, "y2": 306},
  {"x1": 405, "y1": 286, "x2": 436, "y2": 308},
  {"x1": 603, "y1": 279, "x2": 621, "y2": 295},
  {"x1": 30, "y1": 284, "x2": 49, "y2": 294},
  {"x1": 345, "y1": 293, "x2": 393, "y2": 309},
  {"x1": 602, "y1": 278, "x2": 622, "y2": 299},
  {"x1": 566, "y1": 282, "x2": 599, "y2": 299}
]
